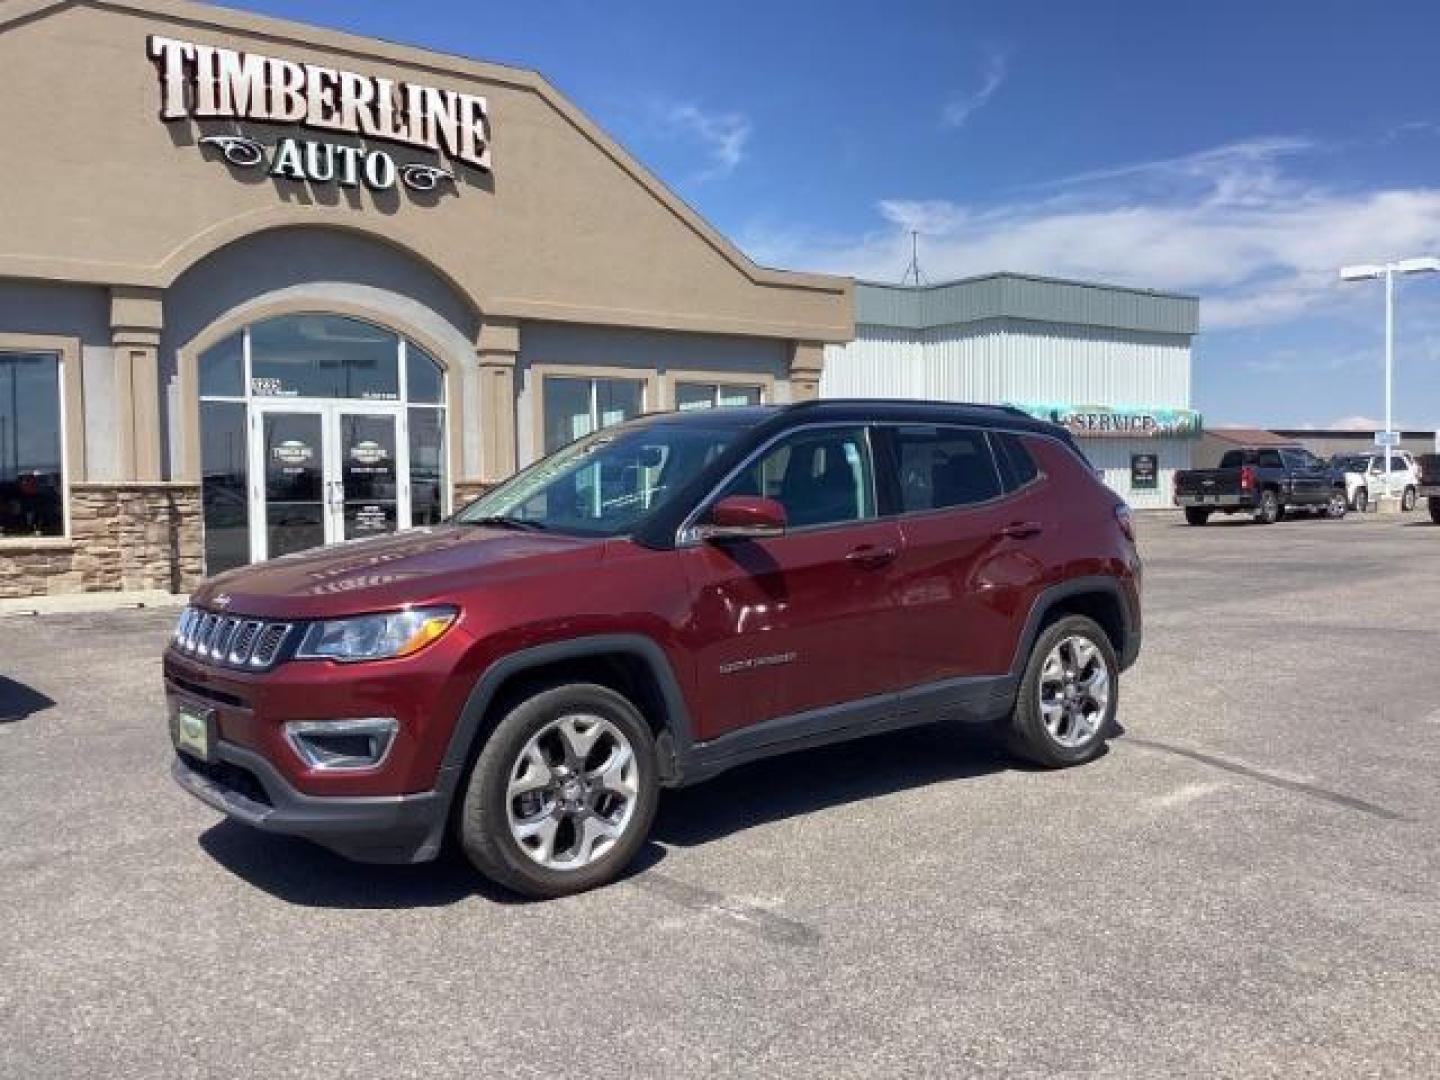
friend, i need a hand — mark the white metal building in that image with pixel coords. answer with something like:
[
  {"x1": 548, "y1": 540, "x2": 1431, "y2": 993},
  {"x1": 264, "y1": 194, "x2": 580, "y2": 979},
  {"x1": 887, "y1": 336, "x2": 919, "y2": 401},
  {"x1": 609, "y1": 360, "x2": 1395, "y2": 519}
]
[{"x1": 821, "y1": 274, "x2": 1200, "y2": 508}]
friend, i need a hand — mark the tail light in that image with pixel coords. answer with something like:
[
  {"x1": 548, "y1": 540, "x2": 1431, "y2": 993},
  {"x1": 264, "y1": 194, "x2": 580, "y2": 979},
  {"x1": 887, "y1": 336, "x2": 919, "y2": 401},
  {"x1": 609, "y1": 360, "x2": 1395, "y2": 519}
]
[
  {"x1": 1115, "y1": 503, "x2": 1135, "y2": 543},
  {"x1": 1240, "y1": 464, "x2": 1257, "y2": 491}
]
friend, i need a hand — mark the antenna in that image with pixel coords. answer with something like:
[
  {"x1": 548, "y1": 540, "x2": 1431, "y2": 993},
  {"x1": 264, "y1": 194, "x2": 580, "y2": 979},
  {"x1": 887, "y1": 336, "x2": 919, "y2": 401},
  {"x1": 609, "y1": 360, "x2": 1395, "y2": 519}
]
[{"x1": 899, "y1": 230, "x2": 928, "y2": 286}]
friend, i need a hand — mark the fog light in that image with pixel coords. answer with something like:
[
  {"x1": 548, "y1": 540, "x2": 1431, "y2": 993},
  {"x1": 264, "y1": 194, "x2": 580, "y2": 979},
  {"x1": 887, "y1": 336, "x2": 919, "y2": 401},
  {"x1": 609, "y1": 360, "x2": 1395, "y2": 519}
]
[{"x1": 284, "y1": 718, "x2": 398, "y2": 771}]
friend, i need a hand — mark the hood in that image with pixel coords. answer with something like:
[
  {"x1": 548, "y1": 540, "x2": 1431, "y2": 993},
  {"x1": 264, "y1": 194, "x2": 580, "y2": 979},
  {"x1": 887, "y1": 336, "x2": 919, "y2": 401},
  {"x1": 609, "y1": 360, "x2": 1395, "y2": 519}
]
[{"x1": 190, "y1": 525, "x2": 605, "y2": 619}]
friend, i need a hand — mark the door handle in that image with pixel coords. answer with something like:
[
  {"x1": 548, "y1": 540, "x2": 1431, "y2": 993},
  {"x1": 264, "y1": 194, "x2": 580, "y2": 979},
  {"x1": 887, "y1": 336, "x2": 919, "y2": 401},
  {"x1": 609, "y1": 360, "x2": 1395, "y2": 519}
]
[
  {"x1": 845, "y1": 544, "x2": 898, "y2": 568},
  {"x1": 1000, "y1": 521, "x2": 1044, "y2": 540}
]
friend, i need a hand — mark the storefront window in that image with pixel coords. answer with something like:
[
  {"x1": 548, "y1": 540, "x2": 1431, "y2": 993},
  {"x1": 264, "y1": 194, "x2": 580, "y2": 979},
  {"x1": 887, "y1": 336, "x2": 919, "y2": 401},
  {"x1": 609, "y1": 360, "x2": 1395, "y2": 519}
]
[
  {"x1": 199, "y1": 331, "x2": 245, "y2": 398},
  {"x1": 199, "y1": 400, "x2": 249, "y2": 573},
  {"x1": 543, "y1": 376, "x2": 644, "y2": 453},
  {"x1": 0, "y1": 353, "x2": 64, "y2": 538},
  {"x1": 676, "y1": 382, "x2": 762, "y2": 411},
  {"x1": 406, "y1": 342, "x2": 444, "y2": 404},
  {"x1": 250, "y1": 315, "x2": 400, "y2": 400},
  {"x1": 408, "y1": 407, "x2": 446, "y2": 526}
]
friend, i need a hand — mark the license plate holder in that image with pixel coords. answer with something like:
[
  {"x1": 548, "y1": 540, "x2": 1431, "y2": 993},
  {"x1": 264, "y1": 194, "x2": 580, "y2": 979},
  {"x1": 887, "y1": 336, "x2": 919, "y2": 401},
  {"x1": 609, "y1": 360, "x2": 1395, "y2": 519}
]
[{"x1": 169, "y1": 698, "x2": 215, "y2": 762}]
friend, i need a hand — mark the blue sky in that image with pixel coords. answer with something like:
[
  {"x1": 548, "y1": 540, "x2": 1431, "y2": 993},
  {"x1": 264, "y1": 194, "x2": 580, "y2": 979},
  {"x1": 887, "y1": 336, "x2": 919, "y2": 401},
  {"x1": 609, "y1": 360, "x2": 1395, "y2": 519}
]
[{"x1": 234, "y1": 0, "x2": 1440, "y2": 428}]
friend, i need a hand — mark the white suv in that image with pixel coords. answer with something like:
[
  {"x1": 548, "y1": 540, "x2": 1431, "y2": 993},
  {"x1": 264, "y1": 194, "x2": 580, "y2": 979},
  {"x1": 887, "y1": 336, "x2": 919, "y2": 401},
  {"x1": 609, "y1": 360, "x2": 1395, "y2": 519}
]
[{"x1": 1332, "y1": 452, "x2": 1421, "y2": 511}]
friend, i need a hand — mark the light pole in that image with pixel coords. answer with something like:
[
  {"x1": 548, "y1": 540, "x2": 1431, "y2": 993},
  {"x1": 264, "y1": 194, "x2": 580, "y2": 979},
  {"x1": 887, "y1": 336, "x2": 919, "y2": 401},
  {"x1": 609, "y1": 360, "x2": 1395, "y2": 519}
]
[{"x1": 1339, "y1": 256, "x2": 1440, "y2": 502}]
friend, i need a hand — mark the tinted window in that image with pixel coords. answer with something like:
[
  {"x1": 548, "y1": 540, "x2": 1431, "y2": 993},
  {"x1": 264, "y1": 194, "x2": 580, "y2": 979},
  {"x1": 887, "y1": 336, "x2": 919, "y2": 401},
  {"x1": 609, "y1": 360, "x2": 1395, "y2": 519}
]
[
  {"x1": 199, "y1": 331, "x2": 245, "y2": 398},
  {"x1": 1257, "y1": 449, "x2": 1284, "y2": 468},
  {"x1": 0, "y1": 352, "x2": 64, "y2": 538},
  {"x1": 250, "y1": 315, "x2": 400, "y2": 401},
  {"x1": 892, "y1": 426, "x2": 1000, "y2": 511},
  {"x1": 199, "y1": 400, "x2": 249, "y2": 573},
  {"x1": 719, "y1": 426, "x2": 875, "y2": 529},
  {"x1": 992, "y1": 432, "x2": 1039, "y2": 492},
  {"x1": 1219, "y1": 450, "x2": 1247, "y2": 468}
]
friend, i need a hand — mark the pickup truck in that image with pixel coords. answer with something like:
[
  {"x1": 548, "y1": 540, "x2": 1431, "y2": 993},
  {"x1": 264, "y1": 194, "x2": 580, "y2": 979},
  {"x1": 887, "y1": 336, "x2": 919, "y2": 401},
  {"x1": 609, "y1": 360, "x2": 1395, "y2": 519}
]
[
  {"x1": 1173, "y1": 445, "x2": 1349, "y2": 525},
  {"x1": 1418, "y1": 453, "x2": 1440, "y2": 523}
]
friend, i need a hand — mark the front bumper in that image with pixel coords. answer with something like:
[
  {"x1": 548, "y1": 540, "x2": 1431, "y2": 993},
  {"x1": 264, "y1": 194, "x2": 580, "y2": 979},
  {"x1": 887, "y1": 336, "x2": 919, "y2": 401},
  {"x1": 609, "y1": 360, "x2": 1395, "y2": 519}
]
[{"x1": 171, "y1": 741, "x2": 449, "y2": 864}]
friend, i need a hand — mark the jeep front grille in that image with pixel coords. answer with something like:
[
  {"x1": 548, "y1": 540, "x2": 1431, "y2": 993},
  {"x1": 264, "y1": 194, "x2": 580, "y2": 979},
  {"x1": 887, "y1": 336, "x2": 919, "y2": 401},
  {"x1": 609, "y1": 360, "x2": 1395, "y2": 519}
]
[{"x1": 173, "y1": 606, "x2": 293, "y2": 670}]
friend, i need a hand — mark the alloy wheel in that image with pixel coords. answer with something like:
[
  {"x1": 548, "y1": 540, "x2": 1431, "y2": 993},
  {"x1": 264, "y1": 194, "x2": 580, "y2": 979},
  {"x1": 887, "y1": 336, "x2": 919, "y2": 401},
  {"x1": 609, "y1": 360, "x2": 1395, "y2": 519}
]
[
  {"x1": 505, "y1": 713, "x2": 640, "y2": 871},
  {"x1": 1038, "y1": 635, "x2": 1111, "y2": 748}
]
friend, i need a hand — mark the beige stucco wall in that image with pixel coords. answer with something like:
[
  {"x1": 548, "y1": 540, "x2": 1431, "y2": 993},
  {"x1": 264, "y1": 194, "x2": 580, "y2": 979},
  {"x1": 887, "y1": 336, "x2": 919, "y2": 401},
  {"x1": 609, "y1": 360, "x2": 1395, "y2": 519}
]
[{"x1": 0, "y1": 0, "x2": 852, "y2": 344}]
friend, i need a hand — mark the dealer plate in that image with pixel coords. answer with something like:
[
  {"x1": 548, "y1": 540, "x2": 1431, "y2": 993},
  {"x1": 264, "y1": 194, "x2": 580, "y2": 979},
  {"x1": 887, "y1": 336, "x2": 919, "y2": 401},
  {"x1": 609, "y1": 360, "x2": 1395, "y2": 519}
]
[{"x1": 170, "y1": 700, "x2": 214, "y2": 762}]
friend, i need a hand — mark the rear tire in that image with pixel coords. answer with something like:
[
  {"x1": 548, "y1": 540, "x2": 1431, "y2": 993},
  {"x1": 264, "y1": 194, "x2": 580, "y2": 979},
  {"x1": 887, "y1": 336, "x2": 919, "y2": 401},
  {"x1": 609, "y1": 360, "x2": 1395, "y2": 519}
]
[
  {"x1": 1254, "y1": 489, "x2": 1281, "y2": 525},
  {"x1": 1403, "y1": 486, "x2": 1417, "y2": 511},
  {"x1": 1184, "y1": 507, "x2": 1211, "y2": 526},
  {"x1": 1354, "y1": 487, "x2": 1369, "y2": 513},
  {"x1": 1326, "y1": 490, "x2": 1348, "y2": 519},
  {"x1": 1005, "y1": 615, "x2": 1118, "y2": 768},
  {"x1": 1429, "y1": 496, "x2": 1440, "y2": 524},
  {"x1": 458, "y1": 683, "x2": 659, "y2": 899}
]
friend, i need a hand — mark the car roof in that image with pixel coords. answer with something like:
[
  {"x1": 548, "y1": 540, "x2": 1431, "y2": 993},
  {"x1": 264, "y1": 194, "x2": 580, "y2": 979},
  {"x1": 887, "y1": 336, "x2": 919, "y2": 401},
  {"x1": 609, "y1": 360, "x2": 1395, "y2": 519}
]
[{"x1": 622, "y1": 398, "x2": 1069, "y2": 439}]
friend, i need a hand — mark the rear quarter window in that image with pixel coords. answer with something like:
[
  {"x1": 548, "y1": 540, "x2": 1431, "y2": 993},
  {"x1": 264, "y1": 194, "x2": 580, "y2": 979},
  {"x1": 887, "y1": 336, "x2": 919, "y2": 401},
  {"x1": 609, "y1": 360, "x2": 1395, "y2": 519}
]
[{"x1": 992, "y1": 432, "x2": 1040, "y2": 492}]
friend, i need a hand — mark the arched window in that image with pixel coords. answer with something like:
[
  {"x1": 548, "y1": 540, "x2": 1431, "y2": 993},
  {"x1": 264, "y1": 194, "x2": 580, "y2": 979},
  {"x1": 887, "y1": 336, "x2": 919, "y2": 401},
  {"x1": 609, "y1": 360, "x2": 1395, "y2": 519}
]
[{"x1": 198, "y1": 314, "x2": 447, "y2": 573}]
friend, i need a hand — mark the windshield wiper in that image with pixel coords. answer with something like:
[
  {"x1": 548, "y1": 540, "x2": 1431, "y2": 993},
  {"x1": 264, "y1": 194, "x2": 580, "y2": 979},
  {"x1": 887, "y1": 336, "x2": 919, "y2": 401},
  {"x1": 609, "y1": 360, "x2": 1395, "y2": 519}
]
[{"x1": 459, "y1": 515, "x2": 550, "y2": 532}]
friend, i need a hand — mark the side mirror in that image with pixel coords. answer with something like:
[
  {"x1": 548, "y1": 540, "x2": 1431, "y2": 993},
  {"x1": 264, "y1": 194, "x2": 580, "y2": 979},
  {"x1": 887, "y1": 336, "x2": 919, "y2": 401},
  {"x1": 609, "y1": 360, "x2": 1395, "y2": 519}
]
[{"x1": 695, "y1": 495, "x2": 787, "y2": 542}]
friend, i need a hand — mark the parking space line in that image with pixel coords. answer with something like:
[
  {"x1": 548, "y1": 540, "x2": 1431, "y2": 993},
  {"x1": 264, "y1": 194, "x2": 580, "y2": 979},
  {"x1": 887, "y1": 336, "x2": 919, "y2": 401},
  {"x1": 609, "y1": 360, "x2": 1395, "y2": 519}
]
[
  {"x1": 1123, "y1": 736, "x2": 1406, "y2": 821},
  {"x1": 630, "y1": 870, "x2": 820, "y2": 948}
]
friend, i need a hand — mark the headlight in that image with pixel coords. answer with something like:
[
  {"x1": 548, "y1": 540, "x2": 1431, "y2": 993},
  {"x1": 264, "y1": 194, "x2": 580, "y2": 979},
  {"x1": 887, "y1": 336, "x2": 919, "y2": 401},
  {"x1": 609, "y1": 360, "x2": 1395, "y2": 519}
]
[{"x1": 296, "y1": 606, "x2": 457, "y2": 662}]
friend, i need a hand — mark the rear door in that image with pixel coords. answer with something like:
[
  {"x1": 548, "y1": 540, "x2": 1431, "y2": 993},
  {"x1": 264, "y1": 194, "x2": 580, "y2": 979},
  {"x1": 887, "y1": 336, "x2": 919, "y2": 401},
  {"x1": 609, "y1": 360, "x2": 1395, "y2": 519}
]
[
  {"x1": 880, "y1": 425, "x2": 1049, "y2": 684},
  {"x1": 679, "y1": 425, "x2": 908, "y2": 741}
]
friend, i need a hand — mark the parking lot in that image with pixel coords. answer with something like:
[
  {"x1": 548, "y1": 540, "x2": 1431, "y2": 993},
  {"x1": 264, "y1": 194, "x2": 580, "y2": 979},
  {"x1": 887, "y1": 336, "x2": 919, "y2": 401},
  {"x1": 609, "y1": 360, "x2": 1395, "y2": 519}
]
[{"x1": 2, "y1": 513, "x2": 1438, "y2": 1078}]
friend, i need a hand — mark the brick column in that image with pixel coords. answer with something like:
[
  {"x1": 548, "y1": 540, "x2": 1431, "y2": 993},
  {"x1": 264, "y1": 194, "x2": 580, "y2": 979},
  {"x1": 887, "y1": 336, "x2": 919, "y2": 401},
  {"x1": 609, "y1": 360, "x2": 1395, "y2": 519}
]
[
  {"x1": 110, "y1": 287, "x2": 165, "y2": 481},
  {"x1": 788, "y1": 340, "x2": 826, "y2": 402}
]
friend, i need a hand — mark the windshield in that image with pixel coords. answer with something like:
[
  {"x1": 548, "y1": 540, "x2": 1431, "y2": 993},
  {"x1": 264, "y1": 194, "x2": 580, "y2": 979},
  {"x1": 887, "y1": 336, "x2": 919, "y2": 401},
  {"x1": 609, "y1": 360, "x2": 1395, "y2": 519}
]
[
  {"x1": 455, "y1": 422, "x2": 742, "y2": 537},
  {"x1": 1334, "y1": 456, "x2": 1369, "y2": 472}
]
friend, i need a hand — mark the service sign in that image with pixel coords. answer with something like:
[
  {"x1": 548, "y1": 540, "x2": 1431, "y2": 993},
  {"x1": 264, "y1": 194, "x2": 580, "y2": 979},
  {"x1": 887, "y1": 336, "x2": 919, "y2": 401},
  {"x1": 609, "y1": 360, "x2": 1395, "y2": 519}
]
[
  {"x1": 148, "y1": 36, "x2": 491, "y2": 195},
  {"x1": 1007, "y1": 403, "x2": 1203, "y2": 439}
]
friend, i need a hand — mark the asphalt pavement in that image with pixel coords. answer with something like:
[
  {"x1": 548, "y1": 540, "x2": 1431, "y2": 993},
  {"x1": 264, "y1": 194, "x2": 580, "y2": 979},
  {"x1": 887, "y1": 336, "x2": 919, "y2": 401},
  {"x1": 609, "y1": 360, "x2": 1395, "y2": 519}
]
[{"x1": 2, "y1": 512, "x2": 1437, "y2": 1078}]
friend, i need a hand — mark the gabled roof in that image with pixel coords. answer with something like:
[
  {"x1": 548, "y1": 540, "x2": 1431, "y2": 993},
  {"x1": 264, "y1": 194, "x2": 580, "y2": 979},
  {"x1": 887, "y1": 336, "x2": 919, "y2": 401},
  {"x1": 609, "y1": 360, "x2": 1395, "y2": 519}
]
[{"x1": 0, "y1": 0, "x2": 846, "y2": 301}]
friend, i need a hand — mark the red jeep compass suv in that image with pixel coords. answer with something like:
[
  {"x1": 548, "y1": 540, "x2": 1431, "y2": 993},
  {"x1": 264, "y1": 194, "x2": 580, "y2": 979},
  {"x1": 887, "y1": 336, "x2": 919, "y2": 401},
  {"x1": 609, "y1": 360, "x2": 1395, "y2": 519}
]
[{"x1": 166, "y1": 400, "x2": 1141, "y2": 898}]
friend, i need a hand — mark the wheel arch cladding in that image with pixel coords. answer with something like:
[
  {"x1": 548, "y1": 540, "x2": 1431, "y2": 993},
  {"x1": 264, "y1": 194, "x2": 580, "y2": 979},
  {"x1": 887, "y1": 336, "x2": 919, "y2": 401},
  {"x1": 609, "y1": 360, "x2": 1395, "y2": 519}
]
[
  {"x1": 441, "y1": 636, "x2": 693, "y2": 794},
  {"x1": 1013, "y1": 578, "x2": 1131, "y2": 677}
]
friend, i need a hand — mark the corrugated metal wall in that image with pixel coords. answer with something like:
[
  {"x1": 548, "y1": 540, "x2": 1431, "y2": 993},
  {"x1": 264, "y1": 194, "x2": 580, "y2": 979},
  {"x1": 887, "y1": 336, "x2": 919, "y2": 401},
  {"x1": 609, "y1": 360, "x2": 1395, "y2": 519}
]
[
  {"x1": 821, "y1": 317, "x2": 1194, "y2": 509},
  {"x1": 822, "y1": 319, "x2": 1190, "y2": 408},
  {"x1": 1078, "y1": 437, "x2": 1190, "y2": 511}
]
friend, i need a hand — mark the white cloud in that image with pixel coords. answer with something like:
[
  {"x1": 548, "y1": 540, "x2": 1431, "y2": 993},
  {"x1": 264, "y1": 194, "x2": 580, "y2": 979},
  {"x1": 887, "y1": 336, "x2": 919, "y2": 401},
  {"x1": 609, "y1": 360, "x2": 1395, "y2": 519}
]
[
  {"x1": 1329, "y1": 415, "x2": 1385, "y2": 430},
  {"x1": 739, "y1": 137, "x2": 1440, "y2": 330},
  {"x1": 660, "y1": 103, "x2": 751, "y2": 178},
  {"x1": 942, "y1": 49, "x2": 1008, "y2": 129}
]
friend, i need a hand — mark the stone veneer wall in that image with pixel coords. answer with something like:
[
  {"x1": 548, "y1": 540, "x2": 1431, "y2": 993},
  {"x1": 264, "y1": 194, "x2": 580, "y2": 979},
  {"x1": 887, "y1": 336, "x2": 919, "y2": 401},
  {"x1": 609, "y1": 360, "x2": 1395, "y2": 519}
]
[{"x1": 0, "y1": 483, "x2": 203, "y2": 599}]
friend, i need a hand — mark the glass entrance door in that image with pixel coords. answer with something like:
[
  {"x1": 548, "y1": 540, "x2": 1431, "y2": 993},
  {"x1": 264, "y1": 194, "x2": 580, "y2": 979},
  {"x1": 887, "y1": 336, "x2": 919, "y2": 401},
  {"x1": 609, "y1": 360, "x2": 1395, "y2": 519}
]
[
  {"x1": 338, "y1": 411, "x2": 400, "y2": 542},
  {"x1": 250, "y1": 403, "x2": 410, "y2": 562}
]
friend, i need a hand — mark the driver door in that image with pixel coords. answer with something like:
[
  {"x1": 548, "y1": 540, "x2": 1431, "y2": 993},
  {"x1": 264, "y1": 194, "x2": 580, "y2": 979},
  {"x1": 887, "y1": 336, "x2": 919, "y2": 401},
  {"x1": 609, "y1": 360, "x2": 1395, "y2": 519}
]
[{"x1": 679, "y1": 425, "x2": 907, "y2": 742}]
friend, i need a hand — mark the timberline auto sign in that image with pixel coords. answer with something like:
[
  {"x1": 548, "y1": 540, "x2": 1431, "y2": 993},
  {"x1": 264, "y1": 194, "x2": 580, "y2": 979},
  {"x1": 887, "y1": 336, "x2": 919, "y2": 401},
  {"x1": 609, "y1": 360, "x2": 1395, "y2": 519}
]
[
  {"x1": 148, "y1": 36, "x2": 491, "y2": 194},
  {"x1": 1007, "y1": 403, "x2": 1203, "y2": 439}
]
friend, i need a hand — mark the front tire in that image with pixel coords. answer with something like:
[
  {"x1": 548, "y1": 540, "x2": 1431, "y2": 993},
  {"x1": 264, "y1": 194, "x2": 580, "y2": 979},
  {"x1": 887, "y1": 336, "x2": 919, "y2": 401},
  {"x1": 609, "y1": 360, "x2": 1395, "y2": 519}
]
[
  {"x1": 1429, "y1": 496, "x2": 1440, "y2": 524},
  {"x1": 458, "y1": 683, "x2": 659, "y2": 899},
  {"x1": 1005, "y1": 615, "x2": 1118, "y2": 768},
  {"x1": 1326, "y1": 490, "x2": 1348, "y2": 519},
  {"x1": 1354, "y1": 487, "x2": 1369, "y2": 513},
  {"x1": 1184, "y1": 507, "x2": 1211, "y2": 526},
  {"x1": 1403, "y1": 486, "x2": 1417, "y2": 511},
  {"x1": 1254, "y1": 489, "x2": 1281, "y2": 524}
]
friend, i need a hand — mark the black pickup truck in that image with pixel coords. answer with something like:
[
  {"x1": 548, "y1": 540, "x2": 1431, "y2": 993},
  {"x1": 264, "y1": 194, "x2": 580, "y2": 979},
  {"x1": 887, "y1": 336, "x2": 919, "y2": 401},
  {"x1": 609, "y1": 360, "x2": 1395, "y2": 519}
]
[
  {"x1": 1173, "y1": 445, "x2": 1349, "y2": 525},
  {"x1": 1418, "y1": 453, "x2": 1440, "y2": 524}
]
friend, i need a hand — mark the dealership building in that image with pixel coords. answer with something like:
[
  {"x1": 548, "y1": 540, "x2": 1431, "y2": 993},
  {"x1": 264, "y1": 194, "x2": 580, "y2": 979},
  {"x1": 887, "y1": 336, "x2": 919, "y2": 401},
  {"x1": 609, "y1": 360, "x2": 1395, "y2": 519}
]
[
  {"x1": 0, "y1": 0, "x2": 852, "y2": 599},
  {"x1": 822, "y1": 276, "x2": 1201, "y2": 508}
]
